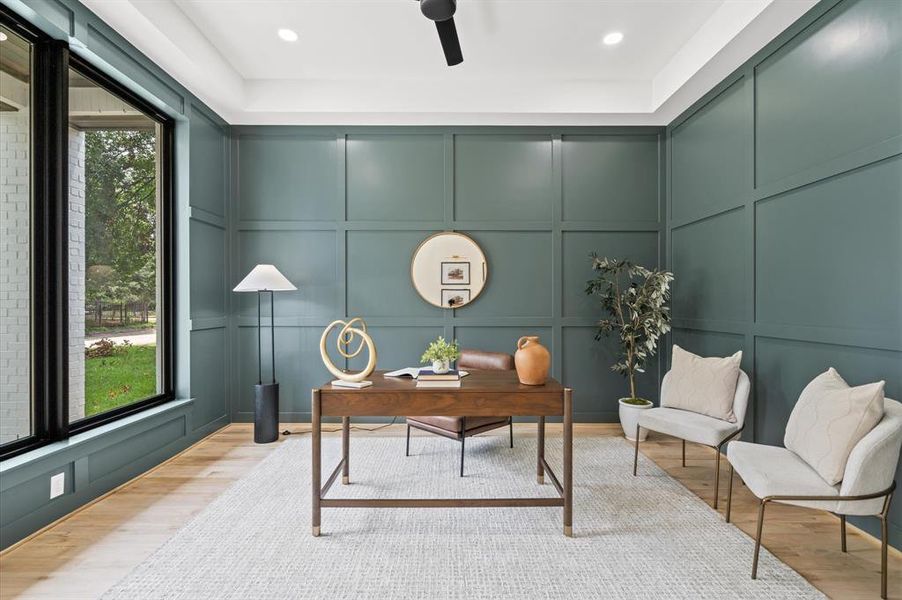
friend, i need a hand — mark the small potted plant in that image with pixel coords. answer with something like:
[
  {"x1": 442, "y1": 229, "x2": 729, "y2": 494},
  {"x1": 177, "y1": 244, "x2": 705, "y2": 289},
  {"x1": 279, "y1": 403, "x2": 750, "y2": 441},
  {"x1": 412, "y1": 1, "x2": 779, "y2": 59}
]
[
  {"x1": 421, "y1": 336, "x2": 461, "y2": 374},
  {"x1": 586, "y1": 256, "x2": 673, "y2": 441}
]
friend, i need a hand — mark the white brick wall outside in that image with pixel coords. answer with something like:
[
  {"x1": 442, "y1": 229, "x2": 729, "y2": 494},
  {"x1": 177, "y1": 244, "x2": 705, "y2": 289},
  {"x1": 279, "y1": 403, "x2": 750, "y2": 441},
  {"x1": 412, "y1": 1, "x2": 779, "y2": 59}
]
[
  {"x1": 0, "y1": 111, "x2": 31, "y2": 444},
  {"x1": 69, "y1": 128, "x2": 86, "y2": 422},
  {"x1": 0, "y1": 118, "x2": 87, "y2": 444}
]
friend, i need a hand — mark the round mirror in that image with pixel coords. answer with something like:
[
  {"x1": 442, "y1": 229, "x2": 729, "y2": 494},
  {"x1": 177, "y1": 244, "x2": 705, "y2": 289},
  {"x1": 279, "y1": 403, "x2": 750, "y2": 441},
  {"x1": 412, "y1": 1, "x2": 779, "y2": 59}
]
[{"x1": 411, "y1": 232, "x2": 487, "y2": 308}]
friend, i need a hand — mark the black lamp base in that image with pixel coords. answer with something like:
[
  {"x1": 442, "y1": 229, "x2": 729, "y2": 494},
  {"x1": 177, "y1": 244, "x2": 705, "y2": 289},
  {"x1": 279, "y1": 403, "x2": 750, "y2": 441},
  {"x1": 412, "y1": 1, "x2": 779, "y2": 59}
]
[{"x1": 254, "y1": 383, "x2": 279, "y2": 444}]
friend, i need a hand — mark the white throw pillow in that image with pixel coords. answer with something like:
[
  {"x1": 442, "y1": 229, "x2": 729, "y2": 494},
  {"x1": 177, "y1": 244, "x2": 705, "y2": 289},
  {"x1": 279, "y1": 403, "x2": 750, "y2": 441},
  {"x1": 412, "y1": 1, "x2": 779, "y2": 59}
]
[
  {"x1": 662, "y1": 345, "x2": 742, "y2": 422},
  {"x1": 784, "y1": 368, "x2": 884, "y2": 485}
]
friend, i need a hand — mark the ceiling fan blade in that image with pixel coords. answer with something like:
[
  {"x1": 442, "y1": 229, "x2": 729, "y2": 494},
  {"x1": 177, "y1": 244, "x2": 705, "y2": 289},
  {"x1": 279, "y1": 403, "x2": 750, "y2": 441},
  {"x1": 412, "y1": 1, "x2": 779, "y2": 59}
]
[{"x1": 435, "y1": 18, "x2": 463, "y2": 66}]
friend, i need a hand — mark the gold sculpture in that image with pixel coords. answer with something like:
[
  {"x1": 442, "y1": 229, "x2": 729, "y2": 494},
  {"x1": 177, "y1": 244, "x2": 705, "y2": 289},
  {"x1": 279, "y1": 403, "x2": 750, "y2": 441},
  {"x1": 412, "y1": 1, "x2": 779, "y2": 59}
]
[{"x1": 319, "y1": 318, "x2": 377, "y2": 383}]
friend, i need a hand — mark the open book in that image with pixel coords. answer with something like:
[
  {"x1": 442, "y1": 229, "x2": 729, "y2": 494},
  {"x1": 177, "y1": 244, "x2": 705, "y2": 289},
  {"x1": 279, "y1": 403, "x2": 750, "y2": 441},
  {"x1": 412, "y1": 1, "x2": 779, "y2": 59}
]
[
  {"x1": 384, "y1": 367, "x2": 469, "y2": 379},
  {"x1": 384, "y1": 367, "x2": 420, "y2": 378}
]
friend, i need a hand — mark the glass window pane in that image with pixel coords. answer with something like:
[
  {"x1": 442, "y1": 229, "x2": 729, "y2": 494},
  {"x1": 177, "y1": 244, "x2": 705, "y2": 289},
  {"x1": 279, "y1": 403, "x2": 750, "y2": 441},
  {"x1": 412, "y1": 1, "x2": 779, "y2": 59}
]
[
  {"x1": 0, "y1": 25, "x2": 33, "y2": 445},
  {"x1": 68, "y1": 68, "x2": 162, "y2": 422}
]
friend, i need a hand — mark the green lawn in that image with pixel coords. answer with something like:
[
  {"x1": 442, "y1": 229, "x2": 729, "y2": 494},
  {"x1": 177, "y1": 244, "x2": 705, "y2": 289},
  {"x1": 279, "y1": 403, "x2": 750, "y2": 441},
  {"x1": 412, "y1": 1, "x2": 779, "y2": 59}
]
[{"x1": 85, "y1": 345, "x2": 157, "y2": 416}]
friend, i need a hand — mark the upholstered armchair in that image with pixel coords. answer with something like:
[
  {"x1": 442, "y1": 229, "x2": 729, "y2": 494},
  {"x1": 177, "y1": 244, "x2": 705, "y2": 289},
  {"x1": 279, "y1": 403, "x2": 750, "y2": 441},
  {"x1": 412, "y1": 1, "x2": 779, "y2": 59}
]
[
  {"x1": 406, "y1": 349, "x2": 515, "y2": 476},
  {"x1": 632, "y1": 368, "x2": 751, "y2": 508},
  {"x1": 726, "y1": 397, "x2": 901, "y2": 599}
]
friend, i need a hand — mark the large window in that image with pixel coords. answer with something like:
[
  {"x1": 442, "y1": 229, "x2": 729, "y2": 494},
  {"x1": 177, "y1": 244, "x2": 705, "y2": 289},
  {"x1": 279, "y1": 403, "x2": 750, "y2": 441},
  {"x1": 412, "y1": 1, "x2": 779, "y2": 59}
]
[
  {"x1": 68, "y1": 63, "x2": 165, "y2": 423},
  {"x1": 0, "y1": 10, "x2": 174, "y2": 459}
]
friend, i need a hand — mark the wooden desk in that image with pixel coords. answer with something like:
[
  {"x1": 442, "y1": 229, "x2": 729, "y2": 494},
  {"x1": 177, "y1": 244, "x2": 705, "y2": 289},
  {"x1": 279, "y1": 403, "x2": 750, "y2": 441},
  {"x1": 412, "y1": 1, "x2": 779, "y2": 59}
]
[{"x1": 311, "y1": 370, "x2": 573, "y2": 537}]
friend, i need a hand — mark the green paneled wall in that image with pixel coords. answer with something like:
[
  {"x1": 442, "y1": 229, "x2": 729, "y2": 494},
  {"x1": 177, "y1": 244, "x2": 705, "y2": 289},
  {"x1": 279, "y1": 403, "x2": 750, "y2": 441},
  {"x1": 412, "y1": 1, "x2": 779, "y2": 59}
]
[
  {"x1": 562, "y1": 135, "x2": 660, "y2": 223},
  {"x1": 666, "y1": 0, "x2": 902, "y2": 547},
  {"x1": 670, "y1": 79, "x2": 749, "y2": 226},
  {"x1": 230, "y1": 128, "x2": 665, "y2": 423},
  {"x1": 347, "y1": 135, "x2": 445, "y2": 221},
  {"x1": 754, "y1": 0, "x2": 902, "y2": 187},
  {"x1": 454, "y1": 135, "x2": 554, "y2": 221},
  {"x1": 238, "y1": 135, "x2": 338, "y2": 222}
]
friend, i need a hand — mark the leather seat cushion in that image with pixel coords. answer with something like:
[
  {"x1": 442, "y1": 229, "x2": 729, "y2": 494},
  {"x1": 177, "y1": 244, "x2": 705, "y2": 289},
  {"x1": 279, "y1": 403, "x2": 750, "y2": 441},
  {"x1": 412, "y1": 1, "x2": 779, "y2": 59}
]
[{"x1": 407, "y1": 415, "x2": 508, "y2": 433}]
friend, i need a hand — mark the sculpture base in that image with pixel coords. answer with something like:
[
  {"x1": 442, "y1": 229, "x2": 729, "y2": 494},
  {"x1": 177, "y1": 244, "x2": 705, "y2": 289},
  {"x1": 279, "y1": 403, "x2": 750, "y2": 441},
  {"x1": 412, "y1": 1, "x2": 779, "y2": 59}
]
[{"x1": 330, "y1": 379, "x2": 373, "y2": 389}]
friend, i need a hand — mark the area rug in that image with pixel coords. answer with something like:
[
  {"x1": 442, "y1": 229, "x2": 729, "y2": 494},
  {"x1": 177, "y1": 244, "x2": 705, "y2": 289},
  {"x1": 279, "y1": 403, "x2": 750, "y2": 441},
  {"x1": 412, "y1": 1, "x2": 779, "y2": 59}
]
[{"x1": 104, "y1": 435, "x2": 823, "y2": 599}]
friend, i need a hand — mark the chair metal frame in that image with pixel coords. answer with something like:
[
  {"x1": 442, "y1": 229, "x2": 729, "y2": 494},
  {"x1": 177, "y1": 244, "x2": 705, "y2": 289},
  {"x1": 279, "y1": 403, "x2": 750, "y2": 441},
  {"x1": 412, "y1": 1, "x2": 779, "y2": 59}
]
[
  {"x1": 725, "y1": 464, "x2": 896, "y2": 599},
  {"x1": 633, "y1": 423, "x2": 744, "y2": 509}
]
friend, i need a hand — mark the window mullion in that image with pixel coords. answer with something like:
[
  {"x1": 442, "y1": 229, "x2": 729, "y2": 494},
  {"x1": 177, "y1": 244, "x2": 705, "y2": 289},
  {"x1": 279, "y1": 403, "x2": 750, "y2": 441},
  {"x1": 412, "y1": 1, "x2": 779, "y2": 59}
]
[{"x1": 32, "y1": 39, "x2": 70, "y2": 441}]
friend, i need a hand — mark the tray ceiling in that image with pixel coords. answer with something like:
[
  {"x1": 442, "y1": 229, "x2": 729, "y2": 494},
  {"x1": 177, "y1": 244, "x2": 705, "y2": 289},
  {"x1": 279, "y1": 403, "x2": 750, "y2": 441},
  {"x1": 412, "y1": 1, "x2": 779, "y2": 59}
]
[{"x1": 80, "y1": 0, "x2": 817, "y2": 125}]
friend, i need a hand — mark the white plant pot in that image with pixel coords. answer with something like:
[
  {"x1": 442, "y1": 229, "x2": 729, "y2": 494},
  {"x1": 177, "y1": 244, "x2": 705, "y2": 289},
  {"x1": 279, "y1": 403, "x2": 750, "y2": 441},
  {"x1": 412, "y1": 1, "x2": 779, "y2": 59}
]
[
  {"x1": 432, "y1": 359, "x2": 450, "y2": 374},
  {"x1": 618, "y1": 398, "x2": 652, "y2": 441}
]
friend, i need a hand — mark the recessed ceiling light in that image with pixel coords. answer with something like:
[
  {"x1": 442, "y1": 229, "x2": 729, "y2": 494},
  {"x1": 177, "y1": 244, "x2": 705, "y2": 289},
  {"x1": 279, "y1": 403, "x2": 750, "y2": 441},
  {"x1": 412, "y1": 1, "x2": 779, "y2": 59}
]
[
  {"x1": 0, "y1": 32, "x2": 8, "y2": 42},
  {"x1": 277, "y1": 28, "x2": 298, "y2": 42},
  {"x1": 602, "y1": 32, "x2": 624, "y2": 46}
]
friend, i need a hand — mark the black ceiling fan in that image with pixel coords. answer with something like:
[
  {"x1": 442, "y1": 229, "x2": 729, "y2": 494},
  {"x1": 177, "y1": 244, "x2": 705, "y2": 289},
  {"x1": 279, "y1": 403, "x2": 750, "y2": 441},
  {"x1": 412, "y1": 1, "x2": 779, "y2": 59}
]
[{"x1": 419, "y1": 0, "x2": 463, "y2": 66}]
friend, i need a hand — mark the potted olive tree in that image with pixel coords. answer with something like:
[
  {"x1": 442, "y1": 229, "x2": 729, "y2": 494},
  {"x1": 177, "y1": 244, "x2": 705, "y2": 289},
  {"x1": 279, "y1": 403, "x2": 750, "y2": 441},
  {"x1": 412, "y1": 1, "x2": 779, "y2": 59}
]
[{"x1": 585, "y1": 256, "x2": 673, "y2": 441}]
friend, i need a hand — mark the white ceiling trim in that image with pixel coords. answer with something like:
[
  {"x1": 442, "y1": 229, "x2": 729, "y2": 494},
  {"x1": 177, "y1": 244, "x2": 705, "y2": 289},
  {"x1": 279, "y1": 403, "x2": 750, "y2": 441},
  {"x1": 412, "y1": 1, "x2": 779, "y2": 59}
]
[
  {"x1": 652, "y1": 0, "x2": 772, "y2": 110},
  {"x1": 79, "y1": 0, "x2": 817, "y2": 126},
  {"x1": 81, "y1": 0, "x2": 245, "y2": 122},
  {"x1": 654, "y1": 0, "x2": 816, "y2": 124},
  {"x1": 243, "y1": 78, "x2": 652, "y2": 114}
]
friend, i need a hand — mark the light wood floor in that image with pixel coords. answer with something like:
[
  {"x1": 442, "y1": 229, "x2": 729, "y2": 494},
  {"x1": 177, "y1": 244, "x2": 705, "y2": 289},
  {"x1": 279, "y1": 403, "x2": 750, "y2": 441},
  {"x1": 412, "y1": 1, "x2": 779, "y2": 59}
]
[{"x1": 0, "y1": 423, "x2": 899, "y2": 599}]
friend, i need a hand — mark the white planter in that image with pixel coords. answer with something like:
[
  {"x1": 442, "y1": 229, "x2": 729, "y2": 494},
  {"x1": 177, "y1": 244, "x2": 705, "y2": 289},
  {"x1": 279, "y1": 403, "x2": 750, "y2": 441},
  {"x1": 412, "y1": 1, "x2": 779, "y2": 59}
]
[
  {"x1": 432, "y1": 359, "x2": 450, "y2": 374},
  {"x1": 618, "y1": 398, "x2": 652, "y2": 441}
]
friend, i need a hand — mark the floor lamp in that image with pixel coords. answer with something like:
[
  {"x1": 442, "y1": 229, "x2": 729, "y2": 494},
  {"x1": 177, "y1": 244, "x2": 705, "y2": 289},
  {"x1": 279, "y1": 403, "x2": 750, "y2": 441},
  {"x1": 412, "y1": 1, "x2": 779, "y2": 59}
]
[{"x1": 233, "y1": 264, "x2": 297, "y2": 443}]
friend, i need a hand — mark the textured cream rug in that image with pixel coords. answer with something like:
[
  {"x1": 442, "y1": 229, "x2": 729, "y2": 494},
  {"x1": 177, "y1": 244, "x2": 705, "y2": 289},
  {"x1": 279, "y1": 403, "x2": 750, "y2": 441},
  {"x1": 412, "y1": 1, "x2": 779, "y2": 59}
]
[{"x1": 104, "y1": 435, "x2": 823, "y2": 599}]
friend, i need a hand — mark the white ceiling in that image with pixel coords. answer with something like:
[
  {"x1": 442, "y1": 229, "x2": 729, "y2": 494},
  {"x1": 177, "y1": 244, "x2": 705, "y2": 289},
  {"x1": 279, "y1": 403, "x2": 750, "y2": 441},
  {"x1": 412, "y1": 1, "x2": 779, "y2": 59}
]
[{"x1": 79, "y1": 0, "x2": 818, "y2": 125}]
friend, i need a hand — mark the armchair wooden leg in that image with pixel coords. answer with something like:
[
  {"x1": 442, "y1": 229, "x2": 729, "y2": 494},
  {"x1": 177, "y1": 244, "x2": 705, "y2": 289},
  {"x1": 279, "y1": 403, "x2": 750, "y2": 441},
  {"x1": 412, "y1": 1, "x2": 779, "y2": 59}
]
[
  {"x1": 752, "y1": 499, "x2": 767, "y2": 580},
  {"x1": 714, "y1": 446, "x2": 721, "y2": 509},
  {"x1": 726, "y1": 464, "x2": 734, "y2": 523},
  {"x1": 682, "y1": 439, "x2": 686, "y2": 467},
  {"x1": 509, "y1": 417, "x2": 514, "y2": 448},
  {"x1": 632, "y1": 423, "x2": 640, "y2": 476},
  {"x1": 460, "y1": 418, "x2": 466, "y2": 477},
  {"x1": 405, "y1": 424, "x2": 411, "y2": 456},
  {"x1": 342, "y1": 416, "x2": 350, "y2": 485},
  {"x1": 537, "y1": 416, "x2": 545, "y2": 485},
  {"x1": 840, "y1": 514, "x2": 847, "y2": 553}
]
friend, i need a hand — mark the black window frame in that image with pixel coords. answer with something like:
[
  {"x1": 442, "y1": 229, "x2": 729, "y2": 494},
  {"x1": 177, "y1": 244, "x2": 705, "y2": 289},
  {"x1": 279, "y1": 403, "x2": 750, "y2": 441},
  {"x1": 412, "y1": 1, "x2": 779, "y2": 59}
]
[{"x1": 0, "y1": 7, "x2": 176, "y2": 460}]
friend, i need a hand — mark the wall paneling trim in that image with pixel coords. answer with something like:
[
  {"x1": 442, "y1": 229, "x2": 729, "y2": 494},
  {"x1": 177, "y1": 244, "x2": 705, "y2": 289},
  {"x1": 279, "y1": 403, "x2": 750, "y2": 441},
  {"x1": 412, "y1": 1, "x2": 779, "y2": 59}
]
[{"x1": 230, "y1": 127, "x2": 665, "y2": 424}]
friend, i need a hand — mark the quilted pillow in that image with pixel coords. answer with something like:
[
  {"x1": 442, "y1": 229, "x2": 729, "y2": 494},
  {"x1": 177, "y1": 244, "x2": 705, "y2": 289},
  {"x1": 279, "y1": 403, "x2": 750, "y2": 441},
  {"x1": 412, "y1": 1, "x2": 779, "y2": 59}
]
[
  {"x1": 662, "y1": 345, "x2": 742, "y2": 422},
  {"x1": 784, "y1": 368, "x2": 884, "y2": 485}
]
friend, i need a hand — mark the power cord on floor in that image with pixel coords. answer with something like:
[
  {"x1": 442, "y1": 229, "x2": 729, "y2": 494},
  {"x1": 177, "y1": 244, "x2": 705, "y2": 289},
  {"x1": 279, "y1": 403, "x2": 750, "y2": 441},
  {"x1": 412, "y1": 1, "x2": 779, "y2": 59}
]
[{"x1": 281, "y1": 417, "x2": 399, "y2": 437}]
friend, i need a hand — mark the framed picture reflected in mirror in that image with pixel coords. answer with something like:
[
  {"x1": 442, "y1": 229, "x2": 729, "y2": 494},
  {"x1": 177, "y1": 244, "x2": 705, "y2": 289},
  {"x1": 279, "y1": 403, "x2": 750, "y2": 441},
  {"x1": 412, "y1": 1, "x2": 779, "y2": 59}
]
[
  {"x1": 441, "y1": 289, "x2": 470, "y2": 308},
  {"x1": 441, "y1": 261, "x2": 470, "y2": 285}
]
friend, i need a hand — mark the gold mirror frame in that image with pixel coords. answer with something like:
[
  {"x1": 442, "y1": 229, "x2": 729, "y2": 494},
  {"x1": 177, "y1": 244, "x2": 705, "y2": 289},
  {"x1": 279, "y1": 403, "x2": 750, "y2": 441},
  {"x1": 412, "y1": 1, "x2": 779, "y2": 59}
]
[{"x1": 410, "y1": 231, "x2": 488, "y2": 309}]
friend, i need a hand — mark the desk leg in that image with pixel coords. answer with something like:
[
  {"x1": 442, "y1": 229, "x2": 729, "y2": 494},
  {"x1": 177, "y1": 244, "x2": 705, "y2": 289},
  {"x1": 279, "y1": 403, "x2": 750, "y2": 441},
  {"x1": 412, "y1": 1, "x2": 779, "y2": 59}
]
[
  {"x1": 342, "y1": 416, "x2": 350, "y2": 485},
  {"x1": 563, "y1": 388, "x2": 573, "y2": 537},
  {"x1": 537, "y1": 416, "x2": 545, "y2": 485},
  {"x1": 312, "y1": 389, "x2": 321, "y2": 537}
]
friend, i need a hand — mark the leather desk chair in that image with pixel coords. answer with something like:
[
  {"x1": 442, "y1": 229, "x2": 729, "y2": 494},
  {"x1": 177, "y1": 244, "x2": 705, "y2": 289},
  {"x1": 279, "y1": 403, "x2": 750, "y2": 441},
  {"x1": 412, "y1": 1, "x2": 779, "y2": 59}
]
[{"x1": 406, "y1": 349, "x2": 515, "y2": 476}]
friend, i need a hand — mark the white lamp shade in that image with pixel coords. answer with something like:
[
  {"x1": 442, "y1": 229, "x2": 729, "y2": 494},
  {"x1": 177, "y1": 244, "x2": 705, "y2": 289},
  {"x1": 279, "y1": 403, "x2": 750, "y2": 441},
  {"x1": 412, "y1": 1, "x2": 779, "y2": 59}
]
[{"x1": 233, "y1": 264, "x2": 297, "y2": 292}]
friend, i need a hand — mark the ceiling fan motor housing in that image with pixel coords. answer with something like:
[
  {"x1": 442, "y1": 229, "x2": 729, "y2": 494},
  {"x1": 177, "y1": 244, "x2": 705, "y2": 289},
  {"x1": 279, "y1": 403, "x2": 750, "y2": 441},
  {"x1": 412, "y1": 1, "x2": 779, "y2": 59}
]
[{"x1": 420, "y1": 0, "x2": 456, "y2": 22}]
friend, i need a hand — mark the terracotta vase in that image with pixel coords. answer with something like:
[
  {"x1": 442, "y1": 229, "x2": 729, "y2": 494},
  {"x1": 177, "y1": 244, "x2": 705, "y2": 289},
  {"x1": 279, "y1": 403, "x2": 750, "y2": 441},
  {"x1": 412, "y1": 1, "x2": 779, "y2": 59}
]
[{"x1": 515, "y1": 336, "x2": 550, "y2": 385}]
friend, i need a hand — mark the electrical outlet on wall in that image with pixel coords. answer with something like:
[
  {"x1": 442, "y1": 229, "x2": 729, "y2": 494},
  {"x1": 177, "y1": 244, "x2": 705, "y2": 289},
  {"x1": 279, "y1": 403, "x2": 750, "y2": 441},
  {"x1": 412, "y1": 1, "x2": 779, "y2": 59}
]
[{"x1": 50, "y1": 472, "x2": 65, "y2": 499}]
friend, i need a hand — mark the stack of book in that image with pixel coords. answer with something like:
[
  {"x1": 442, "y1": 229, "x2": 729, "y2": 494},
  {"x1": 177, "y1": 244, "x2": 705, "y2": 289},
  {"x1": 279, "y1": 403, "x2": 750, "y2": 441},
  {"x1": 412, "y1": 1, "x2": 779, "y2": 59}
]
[{"x1": 416, "y1": 369, "x2": 463, "y2": 388}]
